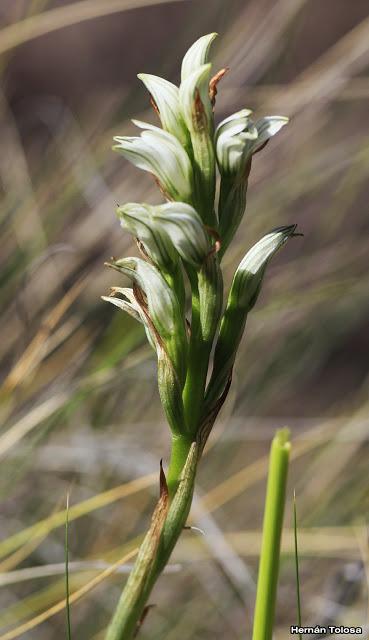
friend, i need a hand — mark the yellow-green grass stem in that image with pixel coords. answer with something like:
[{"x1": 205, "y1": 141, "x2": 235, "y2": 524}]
[{"x1": 252, "y1": 428, "x2": 291, "y2": 640}]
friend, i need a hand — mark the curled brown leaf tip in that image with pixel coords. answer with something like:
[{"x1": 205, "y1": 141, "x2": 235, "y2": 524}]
[
  {"x1": 159, "y1": 459, "x2": 169, "y2": 499},
  {"x1": 134, "y1": 604, "x2": 156, "y2": 638},
  {"x1": 209, "y1": 67, "x2": 229, "y2": 107}
]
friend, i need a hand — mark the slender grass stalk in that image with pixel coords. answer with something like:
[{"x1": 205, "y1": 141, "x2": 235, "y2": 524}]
[
  {"x1": 103, "y1": 32, "x2": 299, "y2": 640},
  {"x1": 65, "y1": 494, "x2": 72, "y2": 640},
  {"x1": 252, "y1": 428, "x2": 291, "y2": 640},
  {"x1": 293, "y1": 490, "x2": 303, "y2": 640}
]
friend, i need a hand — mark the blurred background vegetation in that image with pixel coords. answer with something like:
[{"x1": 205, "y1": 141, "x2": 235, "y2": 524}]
[{"x1": 0, "y1": 1, "x2": 369, "y2": 638}]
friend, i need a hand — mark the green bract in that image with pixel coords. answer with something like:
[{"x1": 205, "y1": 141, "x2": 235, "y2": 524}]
[{"x1": 179, "y1": 63, "x2": 216, "y2": 224}]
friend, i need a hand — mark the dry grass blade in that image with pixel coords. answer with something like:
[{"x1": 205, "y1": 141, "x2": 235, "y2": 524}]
[
  {"x1": 199, "y1": 421, "x2": 339, "y2": 514},
  {"x1": 0, "y1": 549, "x2": 138, "y2": 640},
  {"x1": 0, "y1": 394, "x2": 69, "y2": 460},
  {"x1": 0, "y1": 0, "x2": 187, "y2": 56},
  {"x1": 0, "y1": 474, "x2": 155, "y2": 561},
  {"x1": 2, "y1": 278, "x2": 86, "y2": 394},
  {"x1": 65, "y1": 494, "x2": 72, "y2": 640}
]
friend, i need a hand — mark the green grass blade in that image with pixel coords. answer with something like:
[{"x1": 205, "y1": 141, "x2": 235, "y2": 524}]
[
  {"x1": 293, "y1": 490, "x2": 302, "y2": 640},
  {"x1": 65, "y1": 493, "x2": 72, "y2": 640},
  {"x1": 252, "y1": 428, "x2": 291, "y2": 640}
]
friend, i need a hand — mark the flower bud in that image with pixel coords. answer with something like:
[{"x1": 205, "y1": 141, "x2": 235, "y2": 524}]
[
  {"x1": 206, "y1": 226, "x2": 298, "y2": 408},
  {"x1": 230, "y1": 225, "x2": 297, "y2": 309},
  {"x1": 181, "y1": 32, "x2": 217, "y2": 81},
  {"x1": 137, "y1": 73, "x2": 189, "y2": 148},
  {"x1": 113, "y1": 120, "x2": 193, "y2": 203}
]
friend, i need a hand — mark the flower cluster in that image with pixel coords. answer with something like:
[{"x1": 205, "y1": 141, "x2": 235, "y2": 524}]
[{"x1": 104, "y1": 33, "x2": 298, "y2": 486}]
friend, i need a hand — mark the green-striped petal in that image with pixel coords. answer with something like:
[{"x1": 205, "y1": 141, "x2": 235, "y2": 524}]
[
  {"x1": 137, "y1": 73, "x2": 189, "y2": 147},
  {"x1": 181, "y1": 33, "x2": 217, "y2": 81},
  {"x1": 113, "y1": 121, "x2": 193, "y2": 202}
]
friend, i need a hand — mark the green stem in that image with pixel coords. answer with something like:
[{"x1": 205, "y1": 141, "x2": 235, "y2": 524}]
[
  {"x1": 166, "y1": 434, "x2": 193, "y2": 496},
  {"x1": 182, "y1": 337, "x2": 211, "y2": 434},
  {"x1": 293, "y1": 491, "x2": 303, "y2": 639},
  {"x1": 182, "y1": 258, "x2": 222, "y2": 434},
  {"x1": 105, "y1": 444, "x2": 198, "y2": 640},
  {"x1": 252, "y1": 428, "x2": 291, "y2": 640}
]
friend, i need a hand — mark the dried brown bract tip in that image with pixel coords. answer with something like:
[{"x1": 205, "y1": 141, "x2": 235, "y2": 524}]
[{"x1": 209, "y1": 67, "x2": 229, "y2": 107}]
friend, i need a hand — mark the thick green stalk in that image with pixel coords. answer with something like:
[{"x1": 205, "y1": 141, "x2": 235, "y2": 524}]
[
  {"x1": 182, "y1": 257, "x2": 222, "y2": 435},
  {"x1": 252, "y1": 428, "x2": 291, "y2": 640},
  {"x1": 105, "y1": 444, "x2": 198, "y2": 640},
  {"x1": 218, "y1": 175, "x2": 248, "y2": 259}
]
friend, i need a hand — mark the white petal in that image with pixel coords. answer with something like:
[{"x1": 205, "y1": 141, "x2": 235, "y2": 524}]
[
  {"x1": 154, "y1": 202, "x2": 210, "y2": 267},
  {"x1": 137, "y1": 74, "x2": 188, "y2": 145},
  {"x1": 113, "y1": 123, "x2": 193, "y2": 201},
  {"x1": 251, "y1": 116, "x2": 289, "y2": 153},
  {"x1": 179, "y1": 64, "x2": 212, "y2": 131},
  {"x1": 181, "y1": 33, "x2": 217, "y2": 81}
]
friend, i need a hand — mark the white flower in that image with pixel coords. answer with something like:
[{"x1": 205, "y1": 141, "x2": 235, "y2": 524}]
[
  {"x1": 137, "y1": 73, "x2": 189, "y2": 147},
  {"x1": 215, "y1": 109, "x2": 257, "y2": 175},
  {"x1": 107, "y1": 256, "x2": 188, "y2": 395},
  {"x1": 181, "y1": 33, "x2": 217, "y2": 81},
  {"x1": 108, "y1": 257, "x2": 180, "y2": 336},
  {"x1": 101, "y1": 287, "x2": 156, "y2": 349},
  {"x1": 152, "y1": 202, "x2": 210, "y2": 267},
  {"x1": 216, "y1": 112, "x2": 289, "y2": 176},
  {"x1": 251, "y1": 116, "x2": 289, "y2": 154},
  {"x1": 113, "y1": 120, "x2": 193, "y2": 202},
  {"x1": 117, "y1": 202, "x2": 177, "y2": 270},
  {"x1": 117, "y1": 202, "x2": 210, "y2": 268}
]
